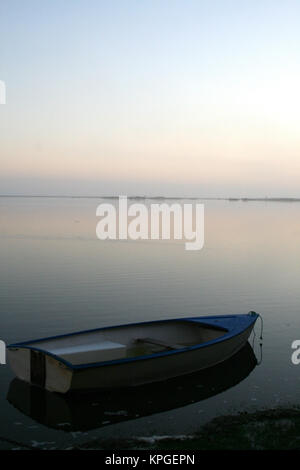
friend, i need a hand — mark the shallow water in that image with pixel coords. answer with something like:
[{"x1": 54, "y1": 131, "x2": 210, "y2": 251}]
[{"x1": 0, "y1": 197, "x2": 300, "y2": 449}]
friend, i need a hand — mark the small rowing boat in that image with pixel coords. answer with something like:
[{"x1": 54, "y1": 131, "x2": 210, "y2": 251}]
[
  {"x1": 7, "y1": 343, "x2": 257, "y2": 431},
  {"x1": 7, "y1": 312, "x2": 259, "y2": 394}
]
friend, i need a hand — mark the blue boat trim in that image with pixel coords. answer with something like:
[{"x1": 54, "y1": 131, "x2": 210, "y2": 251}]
[
  {"x1": 8, "y1": 316, "x2": 227, "y2": 346},
  {"x1": 7, "y1": 313, "x2": 259, "y2": 370}
]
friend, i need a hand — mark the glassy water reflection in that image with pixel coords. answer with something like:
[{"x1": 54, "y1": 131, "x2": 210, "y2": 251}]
[{"x1": 0, "y1": 197, "x2": 300, "y2": 449}]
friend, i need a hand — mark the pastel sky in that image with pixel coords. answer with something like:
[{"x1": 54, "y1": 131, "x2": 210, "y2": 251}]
[{"x1": 1, "y1": 0, "x2": 300, "y2": 196}]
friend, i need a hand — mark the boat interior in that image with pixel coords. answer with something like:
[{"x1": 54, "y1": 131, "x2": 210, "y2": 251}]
[{"x1": 25, "y1": 320, "x2": 228, "y2": 365}]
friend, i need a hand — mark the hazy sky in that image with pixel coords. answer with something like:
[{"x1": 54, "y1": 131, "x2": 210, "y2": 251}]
[{"x1": 1, "y1": 0, "x2": 300, "y2": 196}]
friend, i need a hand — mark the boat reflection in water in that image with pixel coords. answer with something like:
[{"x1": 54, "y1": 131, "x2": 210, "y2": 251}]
[{"x1": 7, "y1": 342, "x2": 258, "y2": 432}]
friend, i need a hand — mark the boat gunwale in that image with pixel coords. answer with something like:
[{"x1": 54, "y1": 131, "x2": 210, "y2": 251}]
[{"x1": 7, "y1": 314, "x2": 258, "y2": 370}]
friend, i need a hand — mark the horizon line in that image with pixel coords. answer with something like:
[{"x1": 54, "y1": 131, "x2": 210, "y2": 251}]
[{"x1": 1, "y1": 195, "x2": 300, "y2": 202}]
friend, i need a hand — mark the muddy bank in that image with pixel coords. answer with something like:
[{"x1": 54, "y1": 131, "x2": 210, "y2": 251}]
[{"x1": 75, "y1": 408, "x2": 300, "y2": 450}]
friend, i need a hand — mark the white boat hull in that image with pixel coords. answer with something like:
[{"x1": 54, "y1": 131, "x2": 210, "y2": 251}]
[{"x1": 8, "y1": 320, "x2": 255, "y2": 393}]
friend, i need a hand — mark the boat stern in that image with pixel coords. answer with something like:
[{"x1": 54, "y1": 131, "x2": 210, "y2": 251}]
[{"x1": 7, "y1": 346, "x2": 73, "y2": 394}]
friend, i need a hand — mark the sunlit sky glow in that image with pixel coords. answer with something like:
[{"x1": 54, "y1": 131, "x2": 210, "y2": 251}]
[{"x1": 1, "y1": 0, "x2": 300, "y2": 196}]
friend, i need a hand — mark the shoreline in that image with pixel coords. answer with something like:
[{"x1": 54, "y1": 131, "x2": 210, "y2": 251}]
[{"x1": 74, "y1": 407, "x2": 300, "y2": 451}]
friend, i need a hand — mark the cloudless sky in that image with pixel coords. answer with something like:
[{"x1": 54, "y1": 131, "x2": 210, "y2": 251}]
[{"x1": 1, "y1": 0, "x2": 300, "y2": 196}]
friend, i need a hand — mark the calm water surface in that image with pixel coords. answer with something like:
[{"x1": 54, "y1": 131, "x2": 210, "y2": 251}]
[{"x1": 0, "y1": 197, "x2": 300, "y2": 449}]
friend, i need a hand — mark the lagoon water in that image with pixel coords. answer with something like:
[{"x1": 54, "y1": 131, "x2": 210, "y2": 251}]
[{"x1": 0, "y1": 197, "x2": 300, "y2": 449}]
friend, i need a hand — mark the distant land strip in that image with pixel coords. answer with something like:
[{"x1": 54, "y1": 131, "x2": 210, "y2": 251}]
[{"x1": 0, "y1": 195, "x2": 300, "y2": 202}]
